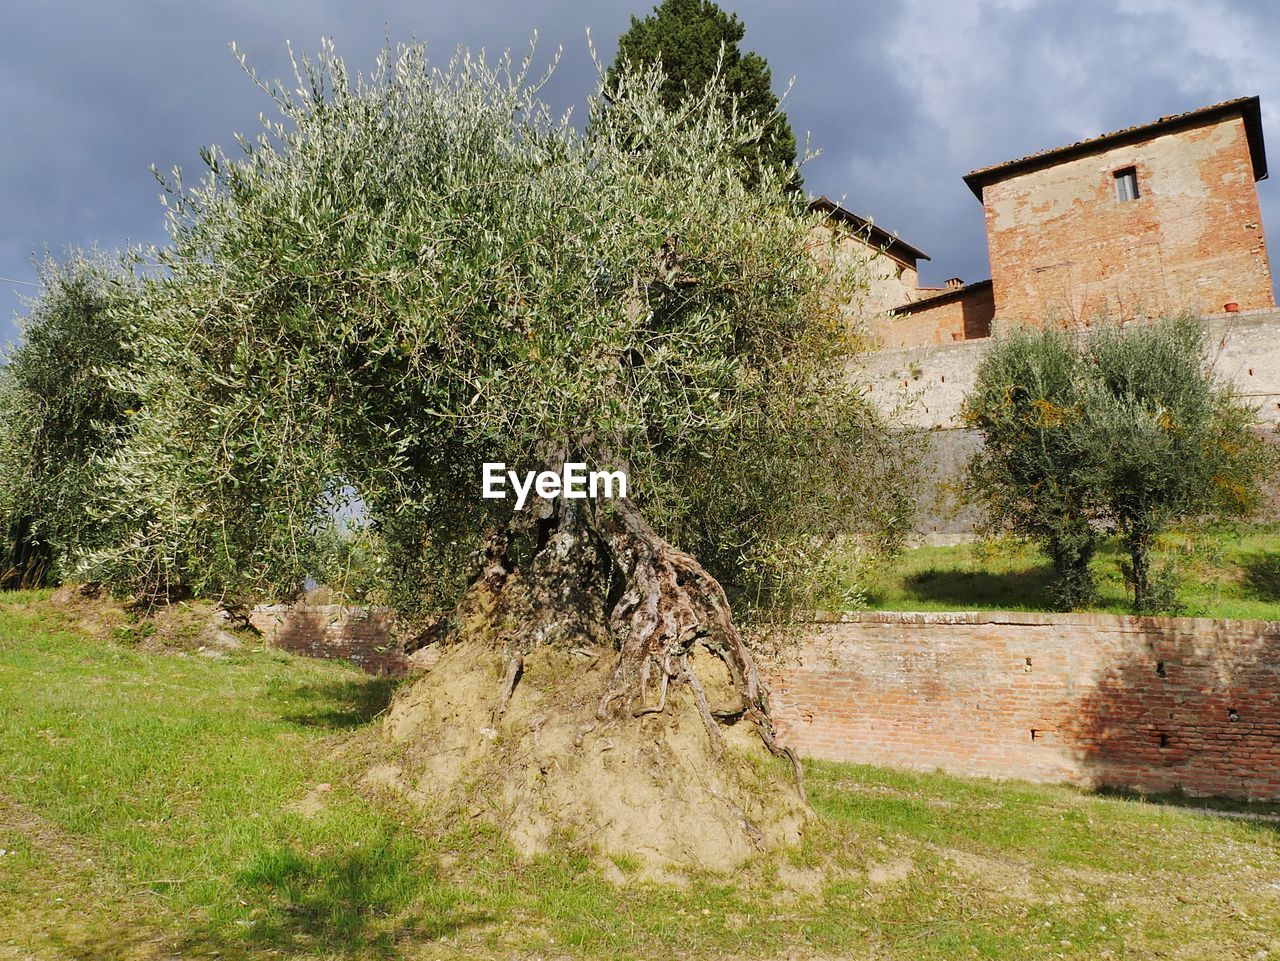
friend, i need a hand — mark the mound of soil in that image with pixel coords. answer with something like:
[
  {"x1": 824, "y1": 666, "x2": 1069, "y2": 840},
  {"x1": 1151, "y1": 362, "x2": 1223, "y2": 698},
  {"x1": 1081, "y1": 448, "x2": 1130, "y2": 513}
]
[
  {"x1": 47, "y1": 584, "x2": 251, "y2": 656},
  {"x1": 363, "y1": 638, "x2": 808, "y2": 873}
]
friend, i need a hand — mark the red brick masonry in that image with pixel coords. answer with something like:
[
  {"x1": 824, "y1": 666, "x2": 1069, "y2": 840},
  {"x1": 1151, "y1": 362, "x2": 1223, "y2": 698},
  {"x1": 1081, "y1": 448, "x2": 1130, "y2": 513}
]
[
  {"x1": 767, "y1": 611, "x2": 1280, "y2": 801},
  {"x1": 251, "y1": 603, "x2": 1280, "y2": 801},
  {"x1": 250, "y1": 603, "x2": 404, "y2": 675}
]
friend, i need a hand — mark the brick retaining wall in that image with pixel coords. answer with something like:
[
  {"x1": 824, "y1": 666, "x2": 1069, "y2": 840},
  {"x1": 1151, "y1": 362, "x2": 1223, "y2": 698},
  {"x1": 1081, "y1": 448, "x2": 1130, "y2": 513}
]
[
  {"x1": 768, "y1": 611, "x2": 1280, "y2": 801},
  {"x1": 249, "y1": 603, "x2": 1280, "y2": 800},
  {"x1": 249, "y1": 603, "x2": 405, "y2": 675}
]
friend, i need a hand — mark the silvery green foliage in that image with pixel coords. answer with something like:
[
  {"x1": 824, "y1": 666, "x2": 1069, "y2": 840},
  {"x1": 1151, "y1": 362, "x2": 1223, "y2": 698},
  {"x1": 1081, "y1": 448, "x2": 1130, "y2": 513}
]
[
  {"x1": 0, "y1": 254, "x2": 137, "y2": 586},
  {"x1": 964, "y1": 315, "x2": 1274, "y2": 613},
  {"x1": 1080, "y1": 315, "x2": 1275, "y2": 612},
  {"x1": 962, "y1": 324, "x2": 1103, "y2": 609},
  {"x1": 86, "y1": 41, "x2": 916, "y2": 610}
]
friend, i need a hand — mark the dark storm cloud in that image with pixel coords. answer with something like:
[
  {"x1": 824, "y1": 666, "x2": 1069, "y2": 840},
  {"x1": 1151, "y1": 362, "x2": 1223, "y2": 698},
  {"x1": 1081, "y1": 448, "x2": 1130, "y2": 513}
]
[{"x1": 2, "y1": 1, "x2": 1278, "y2": 341}]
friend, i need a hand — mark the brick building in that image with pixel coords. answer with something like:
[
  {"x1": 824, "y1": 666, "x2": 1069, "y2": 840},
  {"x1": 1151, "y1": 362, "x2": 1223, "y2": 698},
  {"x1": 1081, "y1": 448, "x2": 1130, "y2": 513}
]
[
  {"x1": 969, "y1": 96, "x2": 1272, "y2": 325},
  {"x1": 853, "y1": 96, "x2": 1274, "y2": 348}
]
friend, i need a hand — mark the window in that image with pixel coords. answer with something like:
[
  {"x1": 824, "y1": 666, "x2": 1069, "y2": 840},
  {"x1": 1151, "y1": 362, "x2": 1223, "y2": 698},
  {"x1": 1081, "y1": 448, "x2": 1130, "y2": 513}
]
[{"x1": 1114, "y1": 166, "x2": 1139, "y2": 202}]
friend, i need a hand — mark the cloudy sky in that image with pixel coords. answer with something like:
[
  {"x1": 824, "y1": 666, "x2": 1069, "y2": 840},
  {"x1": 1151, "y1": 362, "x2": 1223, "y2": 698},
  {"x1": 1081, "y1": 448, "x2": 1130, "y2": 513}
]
[{"x1": 2, "y1": 0, "x2": 1277, "y2": 342}]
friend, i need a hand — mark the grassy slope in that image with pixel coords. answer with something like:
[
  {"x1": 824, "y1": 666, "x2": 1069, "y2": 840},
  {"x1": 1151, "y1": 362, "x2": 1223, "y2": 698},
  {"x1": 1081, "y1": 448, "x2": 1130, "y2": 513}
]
[
  {"x1": 0, "y1": 591, "x2": 1277, "y2": 960},
  {"x1": 862, "y1": 523, "x2": 1280, "y2": 619}
]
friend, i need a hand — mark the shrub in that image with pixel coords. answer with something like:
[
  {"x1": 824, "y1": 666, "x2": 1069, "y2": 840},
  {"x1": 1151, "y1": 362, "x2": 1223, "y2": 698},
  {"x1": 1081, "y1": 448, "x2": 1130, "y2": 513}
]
[
  {"x1": 1081, "y1": 315, "x2": 1276, "y2": 613},
  {"x1": 961, "y1": 325, "x2": 1101, "y2": 609}
]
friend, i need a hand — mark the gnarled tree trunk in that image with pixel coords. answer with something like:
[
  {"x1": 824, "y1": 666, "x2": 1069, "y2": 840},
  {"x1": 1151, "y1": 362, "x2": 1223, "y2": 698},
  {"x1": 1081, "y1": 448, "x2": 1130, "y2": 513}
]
[{"x1": 381, "y1": 491, "x2": 807, "y2": 870}]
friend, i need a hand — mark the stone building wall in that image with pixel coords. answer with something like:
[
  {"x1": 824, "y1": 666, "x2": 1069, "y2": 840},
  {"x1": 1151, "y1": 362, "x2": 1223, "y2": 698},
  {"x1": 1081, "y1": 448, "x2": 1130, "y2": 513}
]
[
  {"x1": 768, "y1": 611, "x2": 1280, "y2": 801},
  {"x1": 860, "y1": 310, "x2": 1280, "y2": 430},
  {"x1": 857, "y1": 310, "x2": 1280, "y2": 545},
  {"x1": 982, "y1": 113, "x2": 1274, "y2": 323},
  {"x1": 810, "y1": 220, "x2": 921, "y2": 321}
]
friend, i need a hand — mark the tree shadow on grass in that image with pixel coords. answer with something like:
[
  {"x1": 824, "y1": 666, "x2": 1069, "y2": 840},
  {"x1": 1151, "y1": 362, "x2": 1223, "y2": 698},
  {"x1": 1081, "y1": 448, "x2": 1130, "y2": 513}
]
[
  {"x1": 1090, "y1": 784, "x2": 1280, "y2": 822},
  {"x1": 278, "y1": 675, "x2": 401, "y2": 729},
  {"x1": 54, "y1": 925, "x2": 179, "y2": 961},
  {"x1": 184, "y1": 841, "x2": 491, "y2": 958},
  {"x1": 1240, "y1": 551, "x2": 1280, "y2": 602},
  {"x1": 901, "y1": 566, "x2": 1057, "y2": 610},
  {"x1": 1088, "y1": 785, "x2": 1280, "y2": 842}
]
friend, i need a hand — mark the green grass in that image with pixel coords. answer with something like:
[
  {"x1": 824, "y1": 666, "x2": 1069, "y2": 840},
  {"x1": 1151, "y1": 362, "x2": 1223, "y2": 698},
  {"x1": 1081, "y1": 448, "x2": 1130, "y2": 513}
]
[
  {"x1": 862, "y1": 522, "x2": 1280, "y2": 618},
  {"x1": 1, "y1": 590, "x2": 1278, "y2": 959}
]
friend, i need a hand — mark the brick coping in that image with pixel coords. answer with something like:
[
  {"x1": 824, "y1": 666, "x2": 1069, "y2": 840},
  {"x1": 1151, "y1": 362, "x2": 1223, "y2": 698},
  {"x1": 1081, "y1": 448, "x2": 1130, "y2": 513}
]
[
  {"x1": 253, "y1": 602, "x2": 1280, "y2": 638},
  {"x1": 803, "y1": 609, "x2": 1280, "y2": 635}
]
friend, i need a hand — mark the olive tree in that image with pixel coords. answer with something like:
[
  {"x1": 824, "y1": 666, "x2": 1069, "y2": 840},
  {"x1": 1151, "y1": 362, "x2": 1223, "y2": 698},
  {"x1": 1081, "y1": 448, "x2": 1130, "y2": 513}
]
[
  {"x1": 0, "y1": 254, "x2": 136, "y2": 588},
  {"x1": 1082, "y1": 315, "x2": 1275, "y2": 612},
  {"x1": 964, "y1": 316, "x2": 1274, "y2": 613},
  {"x1": 962, "y1": 325, "x2": 1102, "y2": 609},
  {"x1": 85, "y1": 41, "x2": 916, "y2": 825}
]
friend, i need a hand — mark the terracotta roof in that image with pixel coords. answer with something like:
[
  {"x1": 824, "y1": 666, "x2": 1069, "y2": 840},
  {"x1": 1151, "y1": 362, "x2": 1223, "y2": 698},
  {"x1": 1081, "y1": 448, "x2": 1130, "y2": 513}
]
[
  {"x1": 962, "y1": 96, "x2": 1267, "y2": 200},
  {"x1": 808, "y1": 196, "x2": 930, "y2": 264},
  {"x1": 892, "y1": 278, "x2": 992, "y2": 315}
]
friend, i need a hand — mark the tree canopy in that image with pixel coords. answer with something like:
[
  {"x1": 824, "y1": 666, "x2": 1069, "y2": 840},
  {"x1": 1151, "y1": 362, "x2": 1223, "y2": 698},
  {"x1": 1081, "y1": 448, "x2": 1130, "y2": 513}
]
[
  {"x1": 80, "y1": 42, "x2": 911, "y2": 615},
  {"x1": 607, "y1": 0, "x2": 800, "y2": 189},
  {"x1": 1081, "y1": 317, "x2": 1275, "y2": 611},
  {"x1": 0, "y1": 254, "x2": 136, "y2": 588},
  {"x1": 961, "y1": 324, "x2": 1103, "y2": 609}
]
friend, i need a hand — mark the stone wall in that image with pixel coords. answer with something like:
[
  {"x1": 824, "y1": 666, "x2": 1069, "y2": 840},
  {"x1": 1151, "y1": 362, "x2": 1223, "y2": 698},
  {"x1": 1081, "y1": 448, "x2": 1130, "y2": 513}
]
[
  {"x1": 767, "y1": 611, "x2": 1280, "y2": 801},
  {"x1": 860, "y1": 310, "x2": 1280, "y2": 429},
  {"x1": 982, "y1": 112, "x2": 1274, "y2": 323},
  {"x1": 857, "y1": 310, "x2": 1280, "y2": 544}
]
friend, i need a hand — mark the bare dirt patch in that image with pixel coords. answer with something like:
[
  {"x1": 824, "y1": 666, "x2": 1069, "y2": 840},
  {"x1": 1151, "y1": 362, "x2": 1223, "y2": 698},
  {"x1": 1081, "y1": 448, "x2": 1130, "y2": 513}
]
[{"x1": 360, "y1": 638, "x2": 808, "y2": 874}]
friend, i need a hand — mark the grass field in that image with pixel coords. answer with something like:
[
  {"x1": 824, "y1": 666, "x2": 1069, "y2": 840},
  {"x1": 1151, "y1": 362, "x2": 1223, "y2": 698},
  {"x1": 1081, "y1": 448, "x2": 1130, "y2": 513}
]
[
  {"x1": 862, "y1": 522, "x2": 1280, "y2": 619},
  {"x1": 1, "y1": 590, "x2": 1278, "y2": 960}
]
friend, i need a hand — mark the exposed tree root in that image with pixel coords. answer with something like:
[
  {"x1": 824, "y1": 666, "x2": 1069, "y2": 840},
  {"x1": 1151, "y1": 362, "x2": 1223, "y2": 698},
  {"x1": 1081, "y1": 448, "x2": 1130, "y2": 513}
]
[
  {"x1": 494, "y1": 653, "x2": 524, "y2": 719},
  {"x1": 596, "y1": 498, "x2": 803, "y2": 797},
  {"x1": 378, "y1": 488, "x2": 809, "y2": 869}
]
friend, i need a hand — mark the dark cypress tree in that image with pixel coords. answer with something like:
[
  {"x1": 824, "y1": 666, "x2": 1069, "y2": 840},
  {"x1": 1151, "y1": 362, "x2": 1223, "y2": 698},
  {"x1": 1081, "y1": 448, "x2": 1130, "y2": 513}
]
[{"x1": 608, "y1": 0, "x2": 800, "y2": 189}]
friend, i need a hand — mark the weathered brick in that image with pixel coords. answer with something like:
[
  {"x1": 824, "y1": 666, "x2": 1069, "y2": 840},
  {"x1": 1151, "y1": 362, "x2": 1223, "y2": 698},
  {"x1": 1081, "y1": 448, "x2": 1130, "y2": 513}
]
[
  {"x1": 251, "y1": 603, "x2": 1280, "y2": 802},
  {"x1": 981, "y1": 110, "x2": 1273, "y2": 323},
  {"x1": 764, "y1": 611, "x2": 1280, "y2": 803}
]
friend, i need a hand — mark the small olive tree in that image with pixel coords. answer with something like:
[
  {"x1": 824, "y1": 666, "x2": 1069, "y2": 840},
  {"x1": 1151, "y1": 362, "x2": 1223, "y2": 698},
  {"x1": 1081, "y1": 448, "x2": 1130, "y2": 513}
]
[
  {"x1": 962, "y1": 325, "x2": 1102, "y2": 609},
  {"x1": 964, "y1": 315, "x2": 1275, "y2": 613},
  {"x1": 0, "y1": 254, "x2": 137, "y2": 588},
  {"x1": 1082, "y1": 315, "x2": 1275, "y2": 612}
]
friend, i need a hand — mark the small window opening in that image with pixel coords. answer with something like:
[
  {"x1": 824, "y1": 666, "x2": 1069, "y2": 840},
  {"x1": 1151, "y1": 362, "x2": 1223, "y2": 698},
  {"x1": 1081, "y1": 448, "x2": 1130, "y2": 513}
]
[
  {"x1": 1030, "y1": 728, "x2": 1041, "y2": 741},
  {"x1": 1156, "y1": 661, "x2": 1167, "y2": 678},
  {"x1": 1114, "y1": 167, "x2": 1139, "y2": 202},
  {"x1": 1158, "y1": 733, "x2": 1169, "y2": 749}
]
